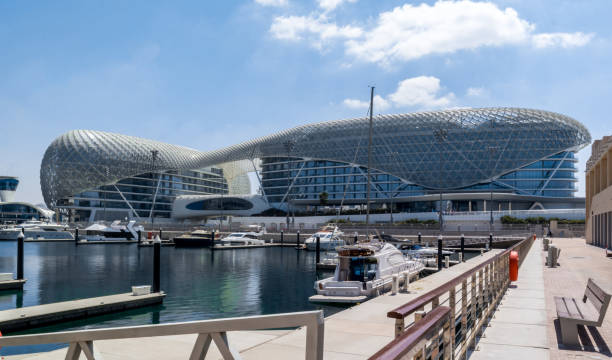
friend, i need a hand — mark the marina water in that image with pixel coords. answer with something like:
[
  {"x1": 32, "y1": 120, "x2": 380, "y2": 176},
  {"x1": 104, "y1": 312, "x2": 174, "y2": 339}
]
[{"x1": 0, "y1": 242, "x2": 340, "y2": 355}]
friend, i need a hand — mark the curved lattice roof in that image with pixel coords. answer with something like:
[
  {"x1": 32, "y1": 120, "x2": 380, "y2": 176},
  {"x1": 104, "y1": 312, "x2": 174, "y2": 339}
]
[{"x1": 40, "y1": 107, "x2": 591, "y2": 207}]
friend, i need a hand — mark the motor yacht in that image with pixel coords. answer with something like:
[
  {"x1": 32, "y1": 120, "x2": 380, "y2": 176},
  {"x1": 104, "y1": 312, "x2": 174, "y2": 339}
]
[
  {"x1": 0, "y1": 220, "x2": 73, "y2": 241},
  {"x1": 82, "y1": 220, "x2": 144, "y2": 241},
  {"x1": 304, "y1": 225, "x2": 345, "y2": 251},
  {"x1": 309, "y1": 241, "x2": 424, "y2": 303},
  {"x1": 219, "y1": 225, "x2": 266, "y2": 246},
  {"x1": 397, "y1": 244, "x2": 454, "y2": 257},
  {"x1": 174, "y1": 229, "x2": 215, "y2": 247}
]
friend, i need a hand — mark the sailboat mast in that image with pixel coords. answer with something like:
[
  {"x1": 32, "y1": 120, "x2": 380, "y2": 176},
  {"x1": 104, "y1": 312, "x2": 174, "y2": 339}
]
[{"x1": 366, "y1": 86, "x2": 374, "y2": 238}]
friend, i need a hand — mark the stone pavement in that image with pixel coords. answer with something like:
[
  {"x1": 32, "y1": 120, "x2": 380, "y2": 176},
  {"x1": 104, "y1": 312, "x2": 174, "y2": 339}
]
[
  {"x1": 3, "y1": 250, "x2": 504, "y2": 359},
  {"x1": 542, "y1": 237, "x2": 612, "y2": 360},
  {"x1": 469, "y1": 238, "x2": 549, "y2": 360}
]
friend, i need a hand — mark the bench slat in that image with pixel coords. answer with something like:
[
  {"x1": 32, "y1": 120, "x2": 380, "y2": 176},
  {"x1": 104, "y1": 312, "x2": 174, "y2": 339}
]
[
  {"x1": 555, "y1": 297, "x2": 583, "y2": 320},
  {"x1": 554, "y1": 297, "x2": 570, "y2": 319}
]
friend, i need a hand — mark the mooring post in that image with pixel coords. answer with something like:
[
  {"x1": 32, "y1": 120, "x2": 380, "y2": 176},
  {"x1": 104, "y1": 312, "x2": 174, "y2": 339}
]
[
  {"x1": 489, "y1": 232, "x2": 493, "y2": 250},
  {"x1": 138, "y1": 230, "x2": 142, "y2": 245},
  {"x1": 418, "y1": 232, "x2": 422, "y2": 244},
  {"x1": 153, "y1": 238, "x2": 161, "y2": 293},
  {"x1": 460, "y1": 233, "x2": 465, "y2": 261},
  {"x1": 316, "y1": 235, "x2": 321, "y2": 264},
  {"x1": 17, "y1": 232, "x2": 24, "y2": 280},
  {"x1": 296, "y1": 231, "x2": 300, "y2": 248},
  {"x1": 437, "y1": 235, "x2": 443, "y2": 271},
  {"x1": 211, "y1": 230, "x2": 215, "y2": 249},
  {"x1": 159, "y1": 228, "x2": 163, "y2": 241},
  {"x1": 354, "y1": 234, "x2": 358, "y2": 244},
  {"x1": 280, "y1": 230, "x2": 284, "y2": 245},
  {"x1": 75, "y1": 228, "x2": 79, "y2": 245},
  {"x1": 21, "y1": 227, "x2": 24, "y2": 235}
]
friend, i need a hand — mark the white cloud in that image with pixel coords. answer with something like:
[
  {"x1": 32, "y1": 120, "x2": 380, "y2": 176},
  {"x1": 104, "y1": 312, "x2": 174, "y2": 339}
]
[
  {"x1": 268, "y1": 0, "x2": 593, "y2": 66},
  {"x1": 532, "y1": 32, "x2": 594, "y2": 49},
  {"x1": 343, "y1": 76, "x2": 454, "y2": 111},
  {"x1": 466, "y1": 87, "x2": 485, "y2": 97},
  {"x1": 343, "y1": 95, "x2": 390, "y2": 111},
  {"x1": 389, "y1": 76, "x2": 454, "y2": 108},
  {"x1": 254, "y1": 0, "x2": 287, "y2": 6},
  {"x1": 270, "y1": 15, "x2": 362, "y2": 48},
  {"x1": 318, "y1": 0, "x2": 357, "y2": 12}
]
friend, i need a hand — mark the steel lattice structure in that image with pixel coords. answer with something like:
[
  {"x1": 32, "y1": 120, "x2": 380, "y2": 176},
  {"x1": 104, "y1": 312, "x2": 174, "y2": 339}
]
[{"x1": 40, "y1": 107, "x2": 591, "y2": 207}]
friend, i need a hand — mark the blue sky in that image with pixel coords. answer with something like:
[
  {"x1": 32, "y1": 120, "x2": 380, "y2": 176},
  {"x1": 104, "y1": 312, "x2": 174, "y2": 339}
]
[{"x1": 1, "y1": 0, "x2": 610, "y2": 204}]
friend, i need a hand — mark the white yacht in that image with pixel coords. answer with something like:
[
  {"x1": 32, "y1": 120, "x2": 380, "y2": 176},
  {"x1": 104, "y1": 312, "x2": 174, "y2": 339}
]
[
  {"x1": 304, "y1": 225, "x2": 345, "y2": 251},
  {"x1": 0, "y1": 220, "x2": 73, "y2": 241},
  {"x1": 397, "y1": 244, "x2": 454, "y2": 257},
  {"x1": 82, "y1": 220, "x2": 144, "y2": 241},
  {"x1": 309, "y1": 242, "x2": 424, "y2": 303},
  {"x1": 218, "y1": 225, "x2": 266, "y2": 246}
]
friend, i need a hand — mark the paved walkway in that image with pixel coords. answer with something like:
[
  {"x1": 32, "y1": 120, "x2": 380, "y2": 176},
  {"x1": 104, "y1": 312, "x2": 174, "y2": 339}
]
[
  {"x1": 470, "y1": 238, "x2": 550, "y2": 360},
  {"x1": 3, "y1": 250, "x2": 504, "y2": 359},
  {"x1": 542, "y1": 237, "x2": 612, "y2": 360}
]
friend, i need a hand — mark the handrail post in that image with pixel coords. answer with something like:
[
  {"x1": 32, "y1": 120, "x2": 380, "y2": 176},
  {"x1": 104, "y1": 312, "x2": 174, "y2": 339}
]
[
  {"x1": 305, "y1": 311, "x2": 324, "y2": 360},
  {"x1": 478, "y1": 269, "x2": 484, "y2": 336},
  {"x1": 394, "y1": 318, "x2": 405, "y2": 338},
  {"x1": 443, "y1": 313, "x2": 452, "y2": 360},
  {"x1": 469, "y1": 274, "x2": 477, "y2": 349},
  {"x1": 461, "y1": 279, "x2": 468, "y2": 344},
  {"x1": 448, "y1": 287, "x2": 456, "y2": 352}
]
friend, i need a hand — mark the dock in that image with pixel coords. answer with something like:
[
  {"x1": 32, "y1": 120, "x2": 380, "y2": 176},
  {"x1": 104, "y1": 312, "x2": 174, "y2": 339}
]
[
  {"x1": 0, "y1": 279, "x2": 26, "y2": 291},
  {"x1": 0, "y1": 292, "x2": 165, "y2": 333}
]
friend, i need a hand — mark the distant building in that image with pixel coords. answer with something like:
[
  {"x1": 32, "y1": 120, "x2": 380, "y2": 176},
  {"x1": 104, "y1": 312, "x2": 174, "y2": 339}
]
[
  {"x1": 0, "y1": 176, "x2": 54, "y2": 223},
  {"x1": 586, "y1": 136, "x2": 612, "y2": 249}
]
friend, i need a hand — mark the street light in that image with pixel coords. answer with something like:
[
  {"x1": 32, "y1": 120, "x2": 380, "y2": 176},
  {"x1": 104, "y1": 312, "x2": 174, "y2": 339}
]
[{"x1": 434, "y1": 128, "x2": 448, "y2": 234}]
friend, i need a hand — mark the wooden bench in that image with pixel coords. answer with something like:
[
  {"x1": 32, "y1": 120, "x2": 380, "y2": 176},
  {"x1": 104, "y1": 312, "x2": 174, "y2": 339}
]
[{"x1": 555, "y1": 278, "x2": 611, "y2": 346}]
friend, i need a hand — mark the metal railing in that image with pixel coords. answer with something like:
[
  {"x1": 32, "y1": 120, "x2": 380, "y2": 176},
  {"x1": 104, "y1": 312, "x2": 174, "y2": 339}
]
[
  {"x1": 371, "y1": 235, "x2": 535, "y2": 359},
  {"x1": 0, "y1": 310, "x2": 324, "y2": 360}
]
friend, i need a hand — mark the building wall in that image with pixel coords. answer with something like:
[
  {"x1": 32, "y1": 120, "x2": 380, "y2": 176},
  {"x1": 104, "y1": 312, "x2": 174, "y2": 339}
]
[
  {"x1": 261, "y1": 151, "x2": 580, "y2": 210},
  {"x1": 586, "y1": 137, "x2": 612, "y2": 248}
]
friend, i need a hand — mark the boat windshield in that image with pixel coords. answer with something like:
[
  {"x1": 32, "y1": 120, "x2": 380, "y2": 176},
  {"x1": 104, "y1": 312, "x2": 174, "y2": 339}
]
[
  {"x1": 228, "y1": 233, "x2": 244, "y2": 238},
  {"x1": 337, "y1": 257, "x2": 377, "y2": 282}
]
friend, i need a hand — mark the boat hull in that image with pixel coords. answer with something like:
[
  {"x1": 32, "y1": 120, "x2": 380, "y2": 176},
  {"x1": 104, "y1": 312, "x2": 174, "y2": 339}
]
[{"x1": 0, "y1": 229, "x2": 73, "y2": 241}]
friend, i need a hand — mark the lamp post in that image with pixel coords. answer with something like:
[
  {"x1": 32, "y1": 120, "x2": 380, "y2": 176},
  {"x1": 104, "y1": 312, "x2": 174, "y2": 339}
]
[
  {"x1": 487, "y1": 146, "x2": 499, "y2": 234},
  {"x1": 149, "y1": 149, "x2": 159, "y2": 224},
  {"x1": 434, "y1": 128, "x2": 448, "y2": 234}
]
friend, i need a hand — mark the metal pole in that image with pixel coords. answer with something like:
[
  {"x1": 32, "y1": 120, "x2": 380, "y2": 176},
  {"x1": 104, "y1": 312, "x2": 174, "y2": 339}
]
[
  {"x1": 418, "y1": 232, "x2": 422, "y2": 245},
  {"x1": 153, "y1": 239, "x2": 161, "y2": 293},
  {"x1": 437, "y1": 235, "x2": 443, "y2": 271},
  {"x1": 316, "y1": 235, "x2": 320, "y2": 264},
  {"x1": 211, "y1": 230, "x2": 215, "y2": 249},
  {"x1": 75, "y1": 228, "x2": 79, "y2": 244},
  {"x1": 280, "y1": 230, "x2": 284, "y2": 245},
  {"x1": 138, "y1": 230, "x2": 142, "y2": 245},
  {"x1": 366, "y1": 86, "x2": 374, "y2": 239},
  {"x1": 158, "y1": 228, "x2": 162, "y2": 241},
  {"x1": 296, "y1": 231, "x2": 300, "y2": 248},
  {"x1": 17, "y1": 233, "x2": 24, "y2": 280},
  {"x1": 460, "y1": 233, "x2": 465, "y2": 261},
  {"x1": 489, "y1": 233, "x2": 493, "y2": 250}
]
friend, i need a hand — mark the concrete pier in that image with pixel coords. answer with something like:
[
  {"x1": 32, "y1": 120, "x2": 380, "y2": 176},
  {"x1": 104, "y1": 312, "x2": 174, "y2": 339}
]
[{"x1": 0, "y1": 292, "x2": 165, "y2": 333}]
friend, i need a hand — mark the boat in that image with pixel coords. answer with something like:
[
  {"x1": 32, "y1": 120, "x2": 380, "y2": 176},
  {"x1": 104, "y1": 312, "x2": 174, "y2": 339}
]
[
  {"x1": 217, "y1": 225, "x2": 266, "y2": 246},
  {"x1": 397, "y1": 243, "x2": 454, "y2": 257},
  {"x1": 304, "y1": 225, "x2": 345, "y2": 251},
  {"x1": 0, "y1": 220, "x2": 73, "y2": 241},
  {"x1": 174, "y1": 229, "x2": 215, "y2": 247},
  {"x1": 309, "y1": 241, "x2": 424, "y2": 303},
  {"x1": 82, "y1": 220, "x2": 143, "y2": 241}
]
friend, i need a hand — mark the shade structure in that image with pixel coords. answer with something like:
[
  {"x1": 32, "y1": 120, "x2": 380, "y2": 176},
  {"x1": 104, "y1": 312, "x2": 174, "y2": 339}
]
[{"x1": 40, "y1": 107, "x2": 591, "y2": 207}]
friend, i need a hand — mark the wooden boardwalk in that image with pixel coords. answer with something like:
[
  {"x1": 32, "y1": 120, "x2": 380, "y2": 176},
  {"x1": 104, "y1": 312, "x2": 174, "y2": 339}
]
[{"x1": 469, "y1": 238, "x2": 549, "y2": 359}]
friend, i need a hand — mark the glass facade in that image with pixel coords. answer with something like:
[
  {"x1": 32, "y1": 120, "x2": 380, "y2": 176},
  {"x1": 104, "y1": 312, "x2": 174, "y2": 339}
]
[
  {"x1": 0, "y1": 178, "x2": 19, "y2": 191},
  {"x1": 58, "y1": 168, "x2": 228, "y2": 222},
  {"x1": 0, "y1": 203, "x2": 46, "y2": 223},
  {"x1": 261, "y1": 151, "x2": 578, "y2": 206}
]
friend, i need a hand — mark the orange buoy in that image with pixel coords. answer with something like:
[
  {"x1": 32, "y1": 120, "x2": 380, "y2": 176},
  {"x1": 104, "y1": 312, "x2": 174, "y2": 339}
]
[{"x1": 509, "y1": 250, "x2": 519, "y2": 281}]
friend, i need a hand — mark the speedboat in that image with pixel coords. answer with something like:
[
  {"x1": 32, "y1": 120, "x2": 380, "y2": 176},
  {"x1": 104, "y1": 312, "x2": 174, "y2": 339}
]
[
  {"x1": 82, "y1": 220, "x2": 144, "y2": 241},
  {"x1": 0, "y1": 220, "x2": 73, "y2": 241},
  {"x1": 304, "y1": 225, "x2": 345, "y2": 251},
  {"x1": 397, "y1": 244, "x2": 453, "y2": 257},
  {"x1": 219, "y1": 225, "x2": 266, "y2": 246},
  {"x1": 174, "y1": 229, "x2": 215, "y2": 247},
  {"x1": 309, "y1": 242, "x2": 424, "y2": 303},
  {"x1": 219, "y1": 232, "x2": 265, "y2": 246}
]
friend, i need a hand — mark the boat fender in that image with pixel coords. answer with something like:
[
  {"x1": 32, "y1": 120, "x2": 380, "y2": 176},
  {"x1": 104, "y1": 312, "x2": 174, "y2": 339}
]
[{"x1": 509, "y1": 251, "x2": 519, "y2": 281}]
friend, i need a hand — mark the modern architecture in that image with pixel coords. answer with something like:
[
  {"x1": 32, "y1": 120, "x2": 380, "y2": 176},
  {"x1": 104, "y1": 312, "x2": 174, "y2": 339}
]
[
  {"x1": 40, "y1": 108, "x2": 591, "y2": 222},
  {"x1": 586, "y1": 135, "x2": 612, "y2": 249}
]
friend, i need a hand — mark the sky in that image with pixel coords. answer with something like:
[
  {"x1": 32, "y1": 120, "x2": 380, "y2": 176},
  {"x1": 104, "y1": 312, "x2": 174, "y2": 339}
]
[{"x1": 1, "y1": 0, "x2": 610, "y2": 204}]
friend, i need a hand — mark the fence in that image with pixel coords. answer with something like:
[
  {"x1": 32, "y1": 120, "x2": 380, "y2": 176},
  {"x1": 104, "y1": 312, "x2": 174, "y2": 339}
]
[
  {"x1": 0, "y1": 310, "x2": 324, "y2": 360},
  {"x1": 370, "y1": 235, "x2": 535, "y2": 359}
]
